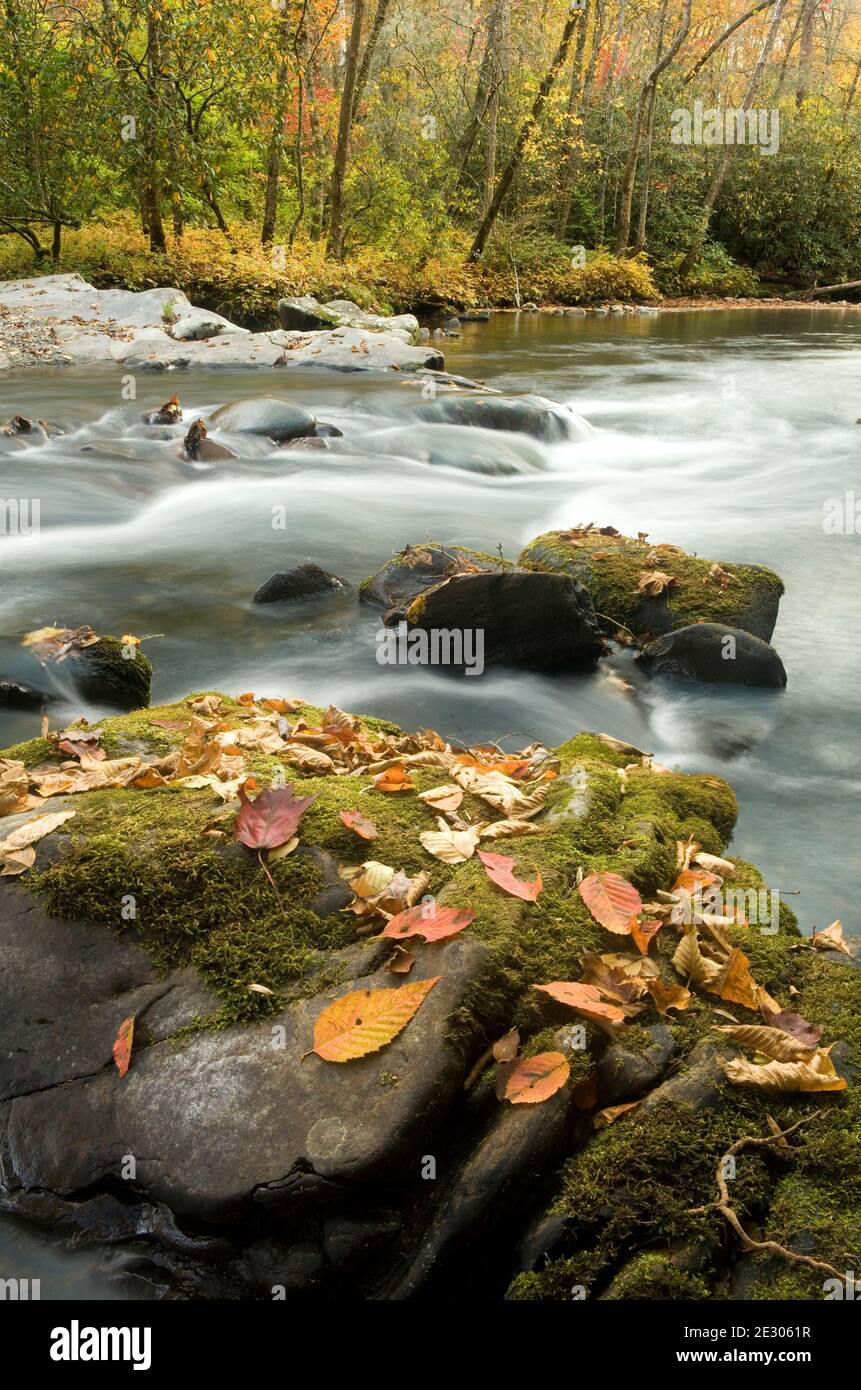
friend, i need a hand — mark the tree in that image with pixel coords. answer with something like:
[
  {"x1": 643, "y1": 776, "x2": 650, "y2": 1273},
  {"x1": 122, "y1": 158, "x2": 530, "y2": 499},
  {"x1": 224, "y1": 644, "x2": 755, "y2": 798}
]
[{"x1": 327, "y1": 0, "x2": 365, "y2": 259}]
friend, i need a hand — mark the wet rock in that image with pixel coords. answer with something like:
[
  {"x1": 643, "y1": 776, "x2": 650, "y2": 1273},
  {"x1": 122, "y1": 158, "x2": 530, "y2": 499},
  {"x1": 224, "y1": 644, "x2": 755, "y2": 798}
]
[
  {"x1": 252, "y1": 563, "x2": 349, "y2": 605},
  {"x1": 521, "y1": 302, "x2": 539, "y2": 312},
  {"x1": 3, "y1": 936, "x2": 486, "y2": 1219},
  {"x1": 359, "y1": 542, "x2": 508, "y2": 617},
  {"x1": 278, "y1": 295, "x2": 341, "y2": 332},
  {"x1": 520, "y1": 529, "x2": 784, "y2": 642},
  {"x1": 640, "y1": 1040, "x2": 733, "y2": 1116},
  {"x1": 416, "y1": 392, "x2": 585, "y2": 442},
  {"x1": 443, "y1": 317, "x2": 461, "y2": 334},
  {"x1": 403, "y1": 569, "x2": 604, "y2": 671},
  {"x1": 459, "y1": 309, "x2": 492, "y2": 322},
  {"x1": 287, "y1": 436, "x2": 329, "y2": 451},
  {"x1": 595, "y1": 1024, "x2": 675, "y2": 1105},
  {"x1": 143, "y1": 394, "x2": 182, "y2": 425},
  {"x1": 341, "y1": 422, "x2": 546, "y2": 476},
  {"x1": 314, "y1": 421, "x2": 343, "y2": 438},
  {"x1": 180, "y1": 418, "x2": 237, "y2": 461},
  {"x1": 0, "y1": 679, "x2": 47, "y2": 709},
  {"x1": 209, "y1": 395, "x2": 316, "y2": 442},
  {"x1": 390, "y1": 1035, "x2": 574, "y2": 1297},
  {"x1": 1, "y1": 414, "x2": 34, "y2": 435},
  {"x1": 65, "y1": 635, "x2": 153, "y2": 709},
  {"x1": 638, "y1": 624, "x2": 787, "y2": 688}
]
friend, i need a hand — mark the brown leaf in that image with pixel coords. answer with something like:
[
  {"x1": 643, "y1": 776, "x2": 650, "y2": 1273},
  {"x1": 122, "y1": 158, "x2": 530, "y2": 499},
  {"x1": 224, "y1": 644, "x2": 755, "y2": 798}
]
[
  {"x1": 418, "y1": 784, "x2": 464, "y2": 813},
  {"x1": 645, "y1": 979, "x2": 692, "y2": 1015},
  {"x1": 380, "y1": 904, "x2": 476, "y2": 942},
  {"x1": 374, "y1": 764, "x2": 415, "y2": 794},
  {"x1": 340, "y1": 809, "x2": 378, "y2": 840},
  {"x1": 492, "y1": 1028, "x2": 520, "y2": 1063},
  {"x1": 635, "y1": 570, "x2": 679, "y2": 596},
  {"x1": 386, "y1": 944, "x2": 416, "y2": 974},
  {"x1": 594, "y1": 1100, "x2": 641, "y2": 1129},
  {"x1": 503, "y1": 1052, "x2": 570, "y2": 1104},
  {"x1": 533, "y1": 981, "x2": 627, "y2": 1035},
  {"x1": 716, "y1": 1025, "x2": 816, "y2": 1063},
  {"x1": 812, "y1": 920, "x2": 852, "y2": 957},
  {"x1": 719, "y1": 1047, "x2": 847, "y2": 1093},
  {"x1": 759, "y1": 1007, "x2": 823, "y2": 1049}
]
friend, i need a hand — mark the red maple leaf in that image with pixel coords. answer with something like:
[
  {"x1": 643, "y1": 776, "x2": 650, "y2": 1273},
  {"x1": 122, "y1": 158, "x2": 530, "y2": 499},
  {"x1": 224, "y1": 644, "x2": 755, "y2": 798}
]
[{"x1": 235, "y1": 784, "x2": 316, "y2": 851}]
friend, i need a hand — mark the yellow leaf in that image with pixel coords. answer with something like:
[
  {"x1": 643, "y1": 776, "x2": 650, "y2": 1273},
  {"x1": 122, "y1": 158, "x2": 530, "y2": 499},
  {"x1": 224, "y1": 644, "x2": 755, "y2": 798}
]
[
  {"x1": 419, "y1": 819, "x2": 481, "y2": 863},
  {"x1": 307, "y1": 977, "x2": 439, "y2": 1062},
  {"x1": 719, "y1": 1047, "x2": 847, "y2": 1093},
  {"x1": 716, "y1": 1025, "x2": 816, "y2": 1063}
]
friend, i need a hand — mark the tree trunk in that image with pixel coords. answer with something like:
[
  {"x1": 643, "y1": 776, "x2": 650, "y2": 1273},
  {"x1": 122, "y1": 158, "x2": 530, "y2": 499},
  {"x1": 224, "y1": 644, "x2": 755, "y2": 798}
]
[
  {"x1": 261, "y1": 18, "x2": 291, "y2": 246},
  {"x1": 634, "y1": 81, "x2": 658, "y2": 250},
  {"x1": 449, "y1": 0, "x2": 504, "y2": 209},
  {"x1": 555, "y1": 0, "x2": 591, "y2": 240},
  {"x1": 468, "y1": 7, "x2": 581, "y2": 261},
  {"x1": 616, "y1": 0, "x2": 690, "y2": 254},
  {"x1": 679, "y1": 0, "x2": 786, "y2": 278},
  {"x1": 145, "y1": 8, "x2": 166, "y2": 253},
  {"x1": 796, "y1": 0, "x2": 816, "y2": 107},
  {"x1": 351, "y1": 0, "x2": 392, "y2": 125},
  {"x1": 483, "y1": 0, "x2": 509, "y2": 212},
  {"x1": 327, "y1": 0, "x2": 366, "y2": 260}
]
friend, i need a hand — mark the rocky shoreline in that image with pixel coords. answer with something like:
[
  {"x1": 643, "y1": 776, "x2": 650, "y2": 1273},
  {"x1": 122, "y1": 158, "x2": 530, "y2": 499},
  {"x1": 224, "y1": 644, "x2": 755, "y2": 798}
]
[{"x1": 0, "y1": 274, "x2": 444, "y2": 374}]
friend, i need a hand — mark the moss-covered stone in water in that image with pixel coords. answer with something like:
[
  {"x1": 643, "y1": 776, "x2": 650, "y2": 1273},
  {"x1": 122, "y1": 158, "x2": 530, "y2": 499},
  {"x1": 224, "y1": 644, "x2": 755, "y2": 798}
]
[
  {"x1": 68, "y1": 636, "x2": 153, "y2": 710},
  {"x1": 519, "y1": 529, "x2": 784, "y2": 642}
]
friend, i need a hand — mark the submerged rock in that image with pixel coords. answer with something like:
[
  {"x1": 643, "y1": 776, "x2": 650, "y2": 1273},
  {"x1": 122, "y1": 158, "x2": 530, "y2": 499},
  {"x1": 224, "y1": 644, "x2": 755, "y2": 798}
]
[
  {"x1": 520, "y1": 528, "x2": 784, "y2": 642},
  {"x1": 180, "y1": 419, "x2": 237, "y2": 462},
  {"x1": 143, "y1": 394, "x2": 182, "y2": 425},
  {"x1": 209, "y1": 395, "x2": 316, "y2": 441},
  {"x1": 638, "y1": 623, "x2": 787, "y2": 688},
  {"x1": 253, "y1": 563, "x2": 349, "y2": 605},
  {"x1": 0, "y1": 679, "x2": 47, "y2": 709},
  {"x1": 415, "y1": 392, "x2": 585, "y2": 442},
  {"x1": 65, "y1": 636, "x2": 153, "y2": 709}
]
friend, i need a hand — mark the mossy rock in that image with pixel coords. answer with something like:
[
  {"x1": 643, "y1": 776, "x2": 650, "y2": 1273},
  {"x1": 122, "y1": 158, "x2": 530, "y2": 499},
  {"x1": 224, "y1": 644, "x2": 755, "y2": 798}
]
[
  {"x1": 67, "y1": 636, "x2": 153, "y2": 710},
  {"x1": 358, "y1": 541, "x2": 512, "y2": 617},
  {"x1": 519, "y1": 530, "x2": 784, "y2": 643}
]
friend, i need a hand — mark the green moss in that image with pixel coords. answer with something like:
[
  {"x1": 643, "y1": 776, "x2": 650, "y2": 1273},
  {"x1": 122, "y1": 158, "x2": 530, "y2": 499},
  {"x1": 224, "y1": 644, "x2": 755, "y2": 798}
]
[
  {"x1": 519, "y1": 530, "x2": 784, "y2": 640},
  {"x1": 601, "y1": 1251, "x2": 711, "y2": 1300}
]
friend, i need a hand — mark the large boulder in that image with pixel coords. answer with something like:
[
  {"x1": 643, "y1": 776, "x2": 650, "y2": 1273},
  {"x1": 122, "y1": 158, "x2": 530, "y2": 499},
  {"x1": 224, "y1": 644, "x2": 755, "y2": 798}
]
[
  {"x1": 637, "y1": 623, "x2": 787, "y2": 688},
  {"x1": 519, "y1": 528, "x2": 784, "y2": 642},
  {"x1": 402, "y1": 570, "x2": 604, "y2": 671},
  {"x1": 209, "y1": 395, "x2": 316, "y2": 442},
  {"x1": 277, "y1": 296, "x2": 341, "y2": 332}
]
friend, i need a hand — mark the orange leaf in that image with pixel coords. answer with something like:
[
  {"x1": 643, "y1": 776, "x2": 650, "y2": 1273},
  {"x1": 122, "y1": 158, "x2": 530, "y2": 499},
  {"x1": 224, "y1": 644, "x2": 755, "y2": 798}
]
[
  {"x1": 380, "y1": 904, "x2": 475, "y2": 942},
  {"x1": 673, "y1": 868, "x2": 720, "y2": 895},
  {"x1": 578, "y1": 871, "x2": 642, "y2": 934},
  {"x1": 373, "y1": 764, "x2": 415, "y2": 794},
  {"x1": 340, "y1": 809, "x2": 378, "y2": 840},
  {"x1": 533, "y1": 981, "x2": 626, "y2": 1034},
  {"x1": 113, "y1": 1015, "x2": 135, "y2": 1078},
  {"x1": 630, "y1": 915, "x2": 661, "y2": 955},
  {"x1": 645, "y1": 979, "x2": 692, "y2": 1015},
  {"x1": 711, "y1": 947, "x2": 759, "y2": 1011},
  {"x1": 594, "y1": 1100, "x2": 641, "y2": 1129},
  {"x1": 307, "y1": 977, "x2": 439, "y2": 1062},
  {"x1": 504, "y1": 1052, "x2": 570, "y2": 1104},
  {"x1": 477, "y1": 849, "x2": 542, "y2": 901},
  {"x1": 237, "y1": 691, "x2": 256, "y2": 705}
]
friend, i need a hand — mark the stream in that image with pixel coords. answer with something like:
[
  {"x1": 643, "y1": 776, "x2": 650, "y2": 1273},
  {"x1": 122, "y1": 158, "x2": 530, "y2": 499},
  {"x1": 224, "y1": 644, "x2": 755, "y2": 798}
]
[{"x1": 1, "y1": 304, "x2": 860, "y2": 1296}]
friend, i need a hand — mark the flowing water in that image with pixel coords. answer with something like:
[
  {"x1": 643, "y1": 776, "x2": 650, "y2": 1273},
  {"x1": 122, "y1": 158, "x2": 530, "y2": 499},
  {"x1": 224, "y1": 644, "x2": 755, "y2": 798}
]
[{"x1": 1, "y1": 305, "x2": 860, "y2": 1294}]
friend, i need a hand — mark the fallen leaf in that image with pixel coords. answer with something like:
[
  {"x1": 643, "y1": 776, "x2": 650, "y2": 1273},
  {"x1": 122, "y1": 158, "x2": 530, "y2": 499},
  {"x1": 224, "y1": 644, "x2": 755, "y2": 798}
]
[
  {"x1": 578, "y1": 871, "x2": 643, "y2": 934},
  {"x1": 419, "y1": 820, "x2": 481, "y2": 863},
  {"x1": 307, "y1": 977, "x2": 439, "y2": 1062},
  {"x1": 672, "y1": 930, "x2": 722, "y2": 988},
  {"x1": 418, "y1": 784, "x2": 464, "y2": 813},
  {"x1": 341, "y1": 860, "x2": 395, "y2": 900},
  {"x1": 636, "y1": 570, "x2": 679, "y2": 596},
  {"x1": 594, "y1": 1100, "x2": 641, "y2": 1129},
  {"x1": 477, "y1": 849, "x2": 542, "y2": 901},
  {"x1": 249, "y1": 982, "x2": 275, "y2": 996},
  {"x1": 712, "y1": 947, "x2": 759, "y2": 1011},
  {"x1": 234, "y1": 784, "x2": 316, "y2": 851},
  {"x1": 0, "y1": 808, "x2": 75, "y2": 861},
  {"x1": 380, "y1": 903, "x2": 476, "y2": 942},
  {"x1": 716, "y1": 1024, "x2": 816, "y2": 1062},
  {"x1": 759, "y1": 1007, "x2": 823, "y2": 1048},
  {"x1": 386, "y1": 944, "x2": 416, "y2": 974},
  {"x1": 374, "y1": 764, "x2": 415, "y2": 794},
  {"x1": 280, "y1": 743, "x2": 336, "y2": 775},
  {"x1": 693, "y1": 851, "x2": 736, "y2": 877},
  {"x1": 630, "y1": 915, "x2": 661, "y2": 955},
  {"x1": 0, "y1": 846, "x2": 36, "y2": 876},
  {"x1": 503, "y1": 1052, "x2": 570, "y2": 1104},
  {"x1": 533, "y1": 981, "x2": 627, "y2": 1034},
  {"x1": 719, "y1": 1047, "x2": 847, "y2": 1093},
  {"x1": 113, "y1": 1015, "x2": 134, "y2": 1077},
  {"x1": 479, "y1": 818, "x2": 544, "y2": 839},
  {"x1": 645, "y1": 979, "x2": 692, "y2": 1014},
  {"x1": 340, "y1": 809, "x2": 378, "y2": 840},
  {"x1": 812, "y1": 920, "x2": 852, "y2": 957},
  {"x1": 492, "y1": 1028, "x2": 520, "y2": 1063}
]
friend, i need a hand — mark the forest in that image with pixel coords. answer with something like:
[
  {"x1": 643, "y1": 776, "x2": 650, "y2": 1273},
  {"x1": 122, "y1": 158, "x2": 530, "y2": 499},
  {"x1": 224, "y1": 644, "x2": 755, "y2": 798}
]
[{"x1": 1, "y1": 0, "x2": 860, "y2": 315}]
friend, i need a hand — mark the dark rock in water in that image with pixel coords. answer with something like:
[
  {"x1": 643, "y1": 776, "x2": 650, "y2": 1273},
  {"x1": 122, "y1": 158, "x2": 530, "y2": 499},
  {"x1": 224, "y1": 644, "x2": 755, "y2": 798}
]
[
  {"x1": 314, "y1": 421, "x2": 343, "y2": 438},
  {"x1": 210, "y1": 395, "x2": 316, "y2": 442},
  {"x1": 143, "y1": 394, "x2": 182, "y2": 425},
  {"x1": 253, "y1": 562, "x2": 349, "y2": 605},
  {"x1": 404, "y1": 569, "x2": 604, "y2": 671},
  {"x1": 595, "y1": 1024, "x2": 675, "y2": 1105},
  {"x1": 2, "y1": 415, "x2": 34, "y2": 435},
  {"x1": 67, "y1": 636, "x2": 153, "y2": 709},
  {"x1": 180, "y1": 418, "x2": 236, "y2": 461},
  {"x1": 459, "y1": 309, "x2": 492, "y2": 322},
  {"x1": 286, "y1": 436, "x2": 329, "y2": 451},
  {"x1": 359, "y1": 542, "x2": 507, "y2": 617},
  {"x1": 416, "y1": 392, "x2": 577, "y2": 442},
  {"x1": 277, "y1": 296, "x2": 340, "y2": 332},
  {"x1": 637, "y1": 623, "x2": 787, "y2": 688},
  {"x1": 0, "y1": 679, "x2": 47, "y2": 709}
]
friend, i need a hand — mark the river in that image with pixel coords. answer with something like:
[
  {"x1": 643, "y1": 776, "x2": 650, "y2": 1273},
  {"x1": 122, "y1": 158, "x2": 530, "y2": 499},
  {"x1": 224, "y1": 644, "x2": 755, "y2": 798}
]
[{"x1": 1, "y1": 304, "x2": 859, "y2": 1295}]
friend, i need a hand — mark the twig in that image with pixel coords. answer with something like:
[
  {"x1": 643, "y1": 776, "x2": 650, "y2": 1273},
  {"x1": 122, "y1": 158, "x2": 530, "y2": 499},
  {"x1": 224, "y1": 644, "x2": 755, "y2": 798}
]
[
  {"x1": 257, "y1": 849, "x2": 284, "y2": 913},
  {"x1": 688, "y1": 1113, "x2": 846, "y2": 1280}
]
